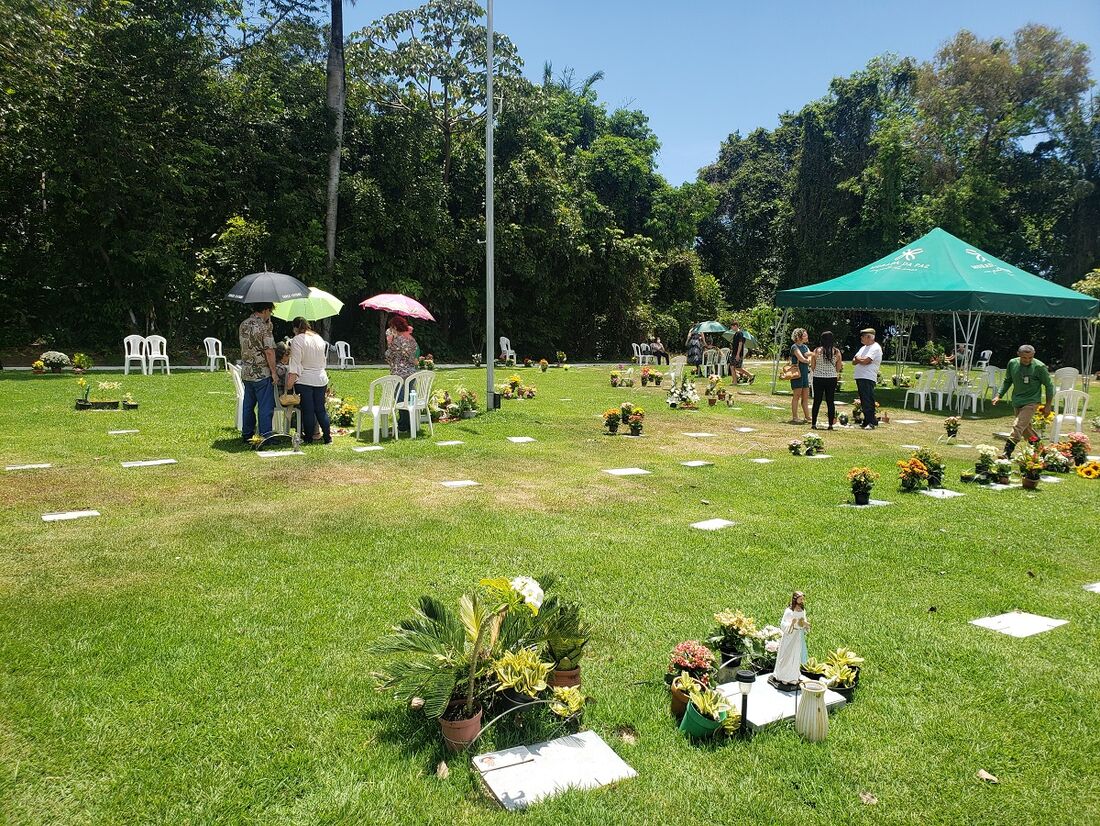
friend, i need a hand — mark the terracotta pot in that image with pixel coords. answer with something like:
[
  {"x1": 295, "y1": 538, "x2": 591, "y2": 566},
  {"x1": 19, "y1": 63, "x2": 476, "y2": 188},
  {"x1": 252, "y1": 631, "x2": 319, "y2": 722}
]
[
  {"x1": 1022, "y1": 477, "x2": 1038, "y2": 489},
  {"x1": 708, "y1": 398, "x2": 717, "y2": 406},
  {"x1": 670, "y1": 686, "x2": 689, "y2": 720},
  {"x1": 440, "y1": 703, "x2": 483, "y2": 753},
  {"x1": 548, "y1": 666, "x2": 581, "y2": 688}
]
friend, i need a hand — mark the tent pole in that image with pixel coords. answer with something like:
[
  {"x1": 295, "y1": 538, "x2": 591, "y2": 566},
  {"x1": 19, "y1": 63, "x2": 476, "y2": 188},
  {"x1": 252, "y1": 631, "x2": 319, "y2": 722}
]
[
  {"x1": 770, "y1": 308, "x2": 790, "y2": 394},
  {"x1": 1082, "y1": 318, "x2": 1096, "y2": 395},
  {"x1": 954, "y1": 311, "x2": 981, "y2": 415},
  {"x1": 892, "y1": 311, "x2": 914, "y2": 380}
]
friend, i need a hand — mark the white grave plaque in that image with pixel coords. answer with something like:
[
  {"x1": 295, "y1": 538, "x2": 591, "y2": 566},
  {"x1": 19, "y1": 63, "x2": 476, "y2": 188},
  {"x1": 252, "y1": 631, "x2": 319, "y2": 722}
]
[
  {"x1": 717, "y1": 679, "x2": 845, "y2": 732},
  {"x1": 735, "y1": 427, "x2": 756, "y2": 433},
  {"x1": 919, "y1": 488, "x2": 964, "y2": 499},
  {"x1": 42, "y1": 510, "x2": 100, "y2": 522},
  {"x1": 894, "y1": 419, "x2": 921, "y2": 425},
  {"x1": 108, "y1": 430, "x2": 139, "y2": 435},
  {"x1": 507, "y1": 437, "x2": 536, "y2": 443},
  {"x1": 603, "y1": 468, "x2": 650, "y2": 477},
  {"x1": 121, "y1": 459, "x2": 177, "y2": 468},
  {"x1": 352, "y1": 446, "x2": 384, "y2": 452},
  {"x1": 691, "y1": 518, "x2": 736, "y2": 531},
  {"x1": 257, "y1": 450, "x2": 304, "y2": 458},
  {"x1": 435, "y1": 440, "x2": 464, "y2": 446},
  {"x1": 474, "y1": 731, "x2": 636, "y2": 812},
  {"x1": 749, "y1": 458, "x2": 774, "y2": 464},
  {"x1": 682, "y1": 432, "x2": 716, "y2": 438},
  {"x1": 900, "y1": 444, "x2": 922, "y2": 450},
  {"x1": 839, "y1": 499, "x2": 892, "y2": 508},
  {"x1": 1039, "y1": 475, "x2": 1062, "y2": 483},
  {"x1": 1084, "y1": 582, "x2": 1100, "y2": 594},
  {"x1": 970, "y1": 611, "x2": 1067, "y2": 637},
  {"x1": 680, "y1": 461, "x2": 713, "y2": 467},
  {"x1": 805, "y1": 453, "x2": 832, "y2": 459},
  {"x1": 441, "y1": 480, "x2": 480, "y2": 488},
  {"x1": 6, "y1": 463, "x2": 51, "y2": 471}
]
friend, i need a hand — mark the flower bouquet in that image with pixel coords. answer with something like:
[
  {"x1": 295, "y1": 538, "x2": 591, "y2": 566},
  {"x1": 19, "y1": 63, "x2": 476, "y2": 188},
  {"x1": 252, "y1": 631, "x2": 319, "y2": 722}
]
[
  {"x1": 1076, "y1": 460, "x2": 1100, "y2": 479},
  {"x1": 668, "y1": 640, "x2": 717, "y2": 687},
  {"x1": 708, "y1": 609, "x2": 759, "y2": 669},
  {"x1": 992, "y1": 457, "x2": 1013, "y2": 484},
  {"x1": 1031, "y1": 405, "x2": 1055, "y2": 439},
  {"x1": 801, "y1": 432, "x2": 824, "y2": 456},
  {"x1": 627, "y1": 407, "x2": 645, "y2": 436},
  {"x1": 897, "y1": 457, "x2": 930, "y2": 491},
  {"x1": 666, "y1": 377, "x2": 699, "y2": 409},
  {"x1": 603, "y1": 409, "x2": 621, "y2": 434},
  {"x1": 508, "y1": 374, "x2": 522, "y2": 391},
  {"x1": 1016, "y1": 447, "x2": 1044, "y2": 488},
  {"x1": 1041, "y1": 443, "x2": 1072, "y2": 473},
  {"x1": 973, "y1": 445, "x2": 997, "y2": 481},
  {"x1": 911, "y1": 447, "x2": 946, "y2": 487},
  {"x1": 417, "y1": 354, "x2": 435, "y2": 370},
  {"x1": 788, "y1": 439, "x2": 803, "y2": 456},
  {"x1": 1066, "y1": 432, "x2": 1091, "y2": 466},
  {"x1": 943, "y1": 416, "x2": 961, "y2": 439},
  {"x1": 847, "y1": 467, "x2": 879, "y2": 505},
  {"x1": 556, "y1": 351, "x2": 567, "y2": 366}
]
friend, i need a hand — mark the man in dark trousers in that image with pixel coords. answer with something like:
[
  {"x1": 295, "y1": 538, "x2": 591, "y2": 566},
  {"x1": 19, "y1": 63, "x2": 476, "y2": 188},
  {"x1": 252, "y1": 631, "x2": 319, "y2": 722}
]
[{"x1": 852, "y1": 328, "x2": 883, "y2": 428}]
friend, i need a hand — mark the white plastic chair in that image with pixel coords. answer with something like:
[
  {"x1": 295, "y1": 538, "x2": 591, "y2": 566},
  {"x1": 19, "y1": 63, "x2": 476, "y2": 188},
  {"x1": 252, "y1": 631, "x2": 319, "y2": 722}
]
[
  {"x1": 702, "y1": 349, "x2": 720, "y2": 378},
  {"x1": 499, "y1": 337, "x2": 516, "y2": 365},
  {"x1": 668, "y1": 356, "x2": 687, "y2": 386},
  {"x1": 356, "y1": 376, "x2": 402, "y2": 443},
  {"x1": 958, "y1": 373, "x2": 989, "y2": 414},
  {"x1": 903, "y1": 370, "x2": 936, "y2": 411},
  {"x1": 204, "y1": 337, "x2": 227, "y2": 372},
  {"x1": 1050, "y1": 390, "x2": 1088, "y2": 442},
  {"x1": 334, "y1": 340, "x2": 355, "y2": 369},
  {"x1": 397, "y1": 370, "x2": 436, "y2": 438},
  {"x1": 974, "y1": 349, "x2": 992, "y2": 370},
  {"x1": 145, "y1": 335, "x2": 170, "y2": 375},
  {"x1": 718, "y1": 348, "x2": 731, "y2": 377},
  {"x1": 983, "y1": 366, "x2": 1002, "y2": 400},
  {"x1": 632, "y1": 343, "x2": 655, "y2": 366},
  {"x1": 273, "y1": 391, "x2": 300, "y2": 437},
  {"x1": 930, "y1": 370, "x2": 957, "y2": 410},
  {"x1": 228, "y1": 363, "x2": 245, "y2": 430},
  {"x1": 1053, "y1": 367, "x2": 1079, "y2": 392},
  {"x1": 123, "y1": 334, "x2": 147, "y2": 375}
]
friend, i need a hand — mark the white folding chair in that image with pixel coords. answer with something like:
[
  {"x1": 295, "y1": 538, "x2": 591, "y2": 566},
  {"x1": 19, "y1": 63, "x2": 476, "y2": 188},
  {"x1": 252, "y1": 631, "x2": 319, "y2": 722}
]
[
  {"x1": 958, "y1": 373, "x2": 989, "y2": 414},
  {"x1": 702, "y1": 349, "x2": 720, "y2": 378},
  {"x1": 356, "y1": 376, "x2": 403, "y2": 443},
  {"x1": 1050, "y1": 390, "x2": 1088, "y2": 442},
  {"x1": 903, "y1": 370, "x2": 936, "y2": 411},
  {"x1": 974, "y1": 349, "x2": 992, "y2": 370},
  {"x1": 499, "y1": 337, "x2": 516, "y2": 365},
  {"x1": 668, "y1": 356, "x2": 687, "y2": 386},
  {"x1": 204, "y1": 337, "x2": 227, "y2": 372},
  {"x1": 123, "y1": 334, "x2": 147, "y2": 375},
  {"x1": 228, "y1": 363, "x2": 245, "y2": 430},
  {"x1": 1053, "y1": 367, "x2": 1079, "y2": 392},
  {"x1": 397, "y1": 370, "x2": 436, "y2": 438},
  {"x1": 333, "y1": 340, "x2": 355, "y2": 369},
  {"x1": 145, "y1": 335, "x2": 170, "y2": 375}
]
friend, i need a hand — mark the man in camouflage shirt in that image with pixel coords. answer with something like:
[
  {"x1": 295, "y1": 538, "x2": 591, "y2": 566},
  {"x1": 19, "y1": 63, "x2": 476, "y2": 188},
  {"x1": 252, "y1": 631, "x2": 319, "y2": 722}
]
[{"x1": 238, "y1": 303, "x2": 279, "y2": 442}]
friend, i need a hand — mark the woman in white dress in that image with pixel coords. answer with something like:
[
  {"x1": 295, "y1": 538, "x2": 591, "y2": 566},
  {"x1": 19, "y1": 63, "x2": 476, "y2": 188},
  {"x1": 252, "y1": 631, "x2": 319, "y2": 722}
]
[{"x1": 770, "y1": 591, "x2": 810, "y2": 690}]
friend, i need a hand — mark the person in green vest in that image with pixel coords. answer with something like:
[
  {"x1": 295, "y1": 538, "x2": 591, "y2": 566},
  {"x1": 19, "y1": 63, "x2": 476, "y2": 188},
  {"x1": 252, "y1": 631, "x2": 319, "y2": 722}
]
[{"x1": 991, "y1": 344, "x2": 1056, "y2": 458}]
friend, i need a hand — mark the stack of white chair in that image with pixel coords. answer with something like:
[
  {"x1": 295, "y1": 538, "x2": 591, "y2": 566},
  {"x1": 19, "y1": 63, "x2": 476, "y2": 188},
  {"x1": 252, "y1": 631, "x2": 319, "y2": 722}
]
[
  {"x1": 930, "y1": 370, "x2": 957, "y2": 410},
  {"x1": 957, "y1": 372, "x2": 990, "y2": 413},
  {"x1": 903, "y1": 371, "x2": 936, "y2": 411},
  {"x1": 123, "y1": 335, "x2": 147, "y2": 375},
  {"x1": 702, "y1": 349, "x2": 720, "y2": 378},
  {"x1": 396, "y1": 370, "x2": 436, "y2": 438},
  {"x1": 204, "y1": 337, "x2": 227, "y2": 372},
  {"x1": 668, "y1": 355, "x2": 687, "y2": 386},
  {"x1": 632, "y1": 343, "x2": 655, "y2": 366}
]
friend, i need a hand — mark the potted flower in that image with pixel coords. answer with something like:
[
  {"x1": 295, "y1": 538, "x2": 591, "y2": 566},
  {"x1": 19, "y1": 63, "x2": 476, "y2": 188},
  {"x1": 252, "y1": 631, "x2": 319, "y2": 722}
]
[
  {"x1": 975, "y1": 445, "x2": 997, "y2": 478},
  {"x1": 897, "y1": 457, "x2": 930, "y2": 491},
  {"x1": 800, "y1": 656, "x2": 829, "y2": 681},
  {"x1": 491, "y1": 647, "x2": 553, "y2": 711},
  {"x1": 1031, "y1": 405, "x2": 1055, "y2": 440},
  {"x1": 620, "y1": 401, "x2": 634, "y2": 423},
  {"x1": 801, "y1": 432, "x2": 824, "y2": 456},
  {"x1": 1066, "y1": 433, "x2": 1091, "y2": 466},
  {"x1": 911, "y1": 447, "x2": 945, "y2": 488},
  {"x1": 456, "y1": 386, "x2": 479, "y2": 418},
  {"x1": 749, "y1": 625, "x2": 782, "y2": 674},
  {"x1": 628, "y1": 407, "x2": 645, "y2": 437},
  {"x1": 122, "y1": 392, "x2": 138, "y2": 410},
  {"x1": 610, "y1": 370, "x2": 621, "y2": 388},
  {"x1": 71, "y1": 352, "x2": 93, "y2": 374},
  {"x1": 40, "y1": 351, "x2": 71, "y2": 373},
  {"x1": 508, "y1": 374, "x2": 522, "y2": 391},
  {"x1": 75, "y1": 379, "x2": 122, "y2": 410},
  {"x1": 669, "y1": 672, "x2": 697, "y2": 721},
  {"x1": 545, "y1": 600, "x2": 590, "y2": 688},
  {"x1": 1041, "y1": 443, "x2": 1072, "y2": 474},
  {"x1": 667, "y1": 640, "x2": 717, "y2": 687},
  {"x1": 548, "y1": 686, "x2": 588, "y2": 728},
  {"x1": 539, "y1": 358, "x2": 549, "y2": 372},
  {"x1": 521, "y1": 384, "x2": 537, "y2": 399},
  {"x1": 704, "y1": 375, "x2": 722, "y2": 406},
  {"x1": 417, "y1": 354, "x2": 435, "y2": 370},
  {"x1": 31, "y1": 360, "x2": 45, "y2": 374},
  {"x1": 1016, "y1": 447, "x2": 1044, "y2": 490},
  {"x1": 823, "y1": 663, "x2": 858, "y2": 702},
  {"x1": 847, "y1": 467, "x2": 879, "y2": 506},
  {"x1": 640, "y1": 365, "x2": 651, "y2": 386},
  {"x1": 652, "y1": 370, "x2": 663, "y2": 386},
  {"x1": 556, "y1": 351, "x2": 567, "y2": 367},
  {"x1": 679, "y1": 685, "x2": 731, "y2": 739},
  {"x1": 472, "y1": 353, "x2": 483, "y2": 367},
  {"x1": 838, "y1": 413, "x2": 849, "y2": 427},
  {"x1": 371, "y1": 577, "x2": 545, "y2": 752},
  {"x1": 603, "y1": 409, "x2": 621, "y2": 434},
  {"x1": 708, "y1": 609, "x2": 758, "y2": 675},
  {"x1": 943, "y1": 416, "x2": 961, "y2": 440},
  {"x1": 1077, "y1": 460, "x2": 1100, "y2": 479},
  {"x1": 788, "y1": 439, "x2": 803, "y2": 456},
  {"x1": 992, "y1": 457, "x2": 1013, "y2": 485}
]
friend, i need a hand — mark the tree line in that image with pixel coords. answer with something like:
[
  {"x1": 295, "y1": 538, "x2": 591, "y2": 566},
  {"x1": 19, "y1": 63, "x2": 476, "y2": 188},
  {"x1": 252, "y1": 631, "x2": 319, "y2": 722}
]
[{"x1": 1, "y1": 1, "x2": 1097, "y2": 362}]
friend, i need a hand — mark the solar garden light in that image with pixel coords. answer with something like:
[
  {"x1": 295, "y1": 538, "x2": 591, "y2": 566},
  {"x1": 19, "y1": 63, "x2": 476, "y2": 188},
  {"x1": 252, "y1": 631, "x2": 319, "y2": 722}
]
[{"x1": 736, "y1": 669, "x2": 755, "y2": 738}]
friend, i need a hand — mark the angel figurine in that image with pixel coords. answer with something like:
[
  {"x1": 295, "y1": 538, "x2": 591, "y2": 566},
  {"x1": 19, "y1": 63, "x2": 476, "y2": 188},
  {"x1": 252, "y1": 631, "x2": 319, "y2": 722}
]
[{"x1": 769, "y1": 591, "x2": 810, "y2": 692}]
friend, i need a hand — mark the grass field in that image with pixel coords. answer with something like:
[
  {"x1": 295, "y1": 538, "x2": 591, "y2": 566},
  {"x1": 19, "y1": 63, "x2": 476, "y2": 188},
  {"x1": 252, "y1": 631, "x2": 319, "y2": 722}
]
[{"x1": 1, "y1": 366, "x2": 1098, "y2": 825}]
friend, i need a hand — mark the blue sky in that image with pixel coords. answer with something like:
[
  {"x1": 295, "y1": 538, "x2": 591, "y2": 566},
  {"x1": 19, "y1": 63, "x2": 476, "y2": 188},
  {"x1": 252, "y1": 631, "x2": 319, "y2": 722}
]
[{"x1": 345, "y1": 0, "x2": 1100, "y2": 185}]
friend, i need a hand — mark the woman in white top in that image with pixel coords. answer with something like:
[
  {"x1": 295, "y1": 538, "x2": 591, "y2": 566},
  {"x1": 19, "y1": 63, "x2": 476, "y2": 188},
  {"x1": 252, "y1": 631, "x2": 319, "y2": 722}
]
[
  {"x1": 809, "y1": 330, "x2": 843, "y2": 430},
  {"x1": 286, "y1": 317, "x2": 332, "y2": 444}
]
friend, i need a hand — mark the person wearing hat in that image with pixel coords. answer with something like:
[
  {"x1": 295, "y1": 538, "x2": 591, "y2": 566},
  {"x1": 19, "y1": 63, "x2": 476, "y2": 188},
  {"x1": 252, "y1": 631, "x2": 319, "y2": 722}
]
[
  {"x1": 992, "y1": 344, "x2": 1056, "y2": 457},
  {"x1": 852, "y1": 328, "x2": 883, "y2": 429}
]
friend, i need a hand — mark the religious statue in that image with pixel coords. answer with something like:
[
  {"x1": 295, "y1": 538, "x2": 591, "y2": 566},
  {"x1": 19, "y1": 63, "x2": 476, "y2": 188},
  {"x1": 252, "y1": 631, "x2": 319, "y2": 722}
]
[{"x1": 769, "y1": 591, "x2": 810, "y2": 692}]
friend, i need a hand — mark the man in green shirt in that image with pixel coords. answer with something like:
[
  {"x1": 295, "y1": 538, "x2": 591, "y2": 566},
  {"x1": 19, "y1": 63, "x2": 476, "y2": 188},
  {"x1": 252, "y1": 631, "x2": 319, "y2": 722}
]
[{"x1": 992, "y1": 344, "x2": 1056, "y2": 457}]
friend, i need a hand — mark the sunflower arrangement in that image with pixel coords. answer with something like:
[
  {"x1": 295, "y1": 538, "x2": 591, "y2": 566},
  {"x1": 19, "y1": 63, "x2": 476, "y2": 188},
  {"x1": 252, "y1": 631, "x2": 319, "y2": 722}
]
[
  {"x1": 1077, "y1": 460, "x2": 1100, "y2": 480},
  {"x1": 897, "y1": 457, "x2": 930, "y2": 491}
]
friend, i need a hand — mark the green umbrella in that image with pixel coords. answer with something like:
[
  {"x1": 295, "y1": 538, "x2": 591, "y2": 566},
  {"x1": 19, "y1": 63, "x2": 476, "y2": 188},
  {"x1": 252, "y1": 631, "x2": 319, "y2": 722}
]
[
  {"x1": 691, "y1": 321, "x2": 728, "y2": 334},
  {"x1": 722, "y1": 329, "x2": 759, "y2": 346},
  {"x1": 273, "y1": 287, "x2": 344, "y2": 321}
]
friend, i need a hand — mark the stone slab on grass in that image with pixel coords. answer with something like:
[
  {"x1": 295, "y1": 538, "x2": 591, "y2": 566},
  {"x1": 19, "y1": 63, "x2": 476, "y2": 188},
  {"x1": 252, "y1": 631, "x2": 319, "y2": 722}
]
[
  {"x1": 682, "y1": 432, "x2": 717, "y2": 438},
  {"x1": 839, "y1": 499, "x2": 892, "y2": 508},
  {"x1": 507, "y1": 437, "x2": 536, "y2": 443},
  {"x1": 352, "y1": 446, "x2": 384, "y2": 452},
  {"x1": 602, "y1": 467, "x2": 650, "y2": 477},
  {"x1": 435, "y1": 440, "x2": 464, "y2": 446},
  {"x1": 749, "y1": 458, "x2": 774, "y2": 464},
  {"x1": 6, "y1": 463, "x2": 51, "y2": 471},
  {"x1": 920, "y1": 488, "x2": 965, "y2": 499},
  {"x1": 108, "y1": 429, "x2": 139, "y2": 435},
  {"x1": 984, "y1": 482, "x2": 1021, "y2": 491},
  {"x1": 257, "y1": 450, "x2": 304, "y2": 458},
  {"x1": 717, "y1": 678, "x2": 845, "y2": 733},
  {"x1": 121, "y1": 459, "x2": 177, "y2": 468},
  {"x1": 42, "y1": 510, "x2": 100, "y2": 522},
  {"x1": 1039, "y1": 475, "x2": 1062, "y2": 483},
  {"x1": 734, "y1": 427, "x2": 756, "y2": 433},
  {"x1": 894, "y1": 419, "x2": 921, "y2": 425},
  {"x1": 440, "y1": 480, "x2": 480, "y2": 488},
  {"x1": 680, "y1": 460, "x2": 713, "y2": 467},
  {"x1": 970, "y1": 611, "x2": 1067, "y2": 638},
  {"x1": 691, "y1": 518, "x2": 736, "y2": 531},
  {"x1": 1085, "y1": 582, "x2": 1100, "y2": 594},
  {"x1": 474, "y1": 730, "x2": 636, "y2": 812},
  {"x1": 805, "y1": 453, "x2": 832, "y2": 459}
]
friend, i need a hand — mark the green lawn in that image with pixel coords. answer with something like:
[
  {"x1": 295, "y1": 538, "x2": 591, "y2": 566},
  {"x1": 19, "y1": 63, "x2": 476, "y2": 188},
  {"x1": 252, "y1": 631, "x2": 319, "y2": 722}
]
[{"x1": 2, "y1": 367, "x2": 1098, "y2": 825}]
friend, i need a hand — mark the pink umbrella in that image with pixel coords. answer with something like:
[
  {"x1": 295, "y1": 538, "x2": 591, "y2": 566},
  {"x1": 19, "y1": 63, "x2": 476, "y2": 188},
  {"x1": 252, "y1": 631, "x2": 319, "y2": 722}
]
[{"x1": 359, "y1": 293, "x2": 436, "y2": 321}]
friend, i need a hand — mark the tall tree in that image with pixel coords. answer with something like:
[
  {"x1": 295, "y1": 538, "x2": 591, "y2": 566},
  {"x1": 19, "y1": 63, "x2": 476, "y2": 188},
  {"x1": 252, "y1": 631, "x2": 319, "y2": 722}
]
[{"x1": 325, "y1": 0, "x2": 347, "y2": 275}]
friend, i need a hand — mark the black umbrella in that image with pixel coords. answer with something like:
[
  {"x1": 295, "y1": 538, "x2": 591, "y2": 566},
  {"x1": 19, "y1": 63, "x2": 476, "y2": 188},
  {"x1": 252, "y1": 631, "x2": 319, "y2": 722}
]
[{"x1": 226, "y1": 271, "x2": 309, "y2": 304}]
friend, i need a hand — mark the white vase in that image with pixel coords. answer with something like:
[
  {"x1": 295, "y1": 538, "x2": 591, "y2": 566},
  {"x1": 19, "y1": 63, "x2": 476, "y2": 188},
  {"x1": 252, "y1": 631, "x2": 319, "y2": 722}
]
[{"x1": 795, "y1": 680, "x2": 829, "y2": 742}]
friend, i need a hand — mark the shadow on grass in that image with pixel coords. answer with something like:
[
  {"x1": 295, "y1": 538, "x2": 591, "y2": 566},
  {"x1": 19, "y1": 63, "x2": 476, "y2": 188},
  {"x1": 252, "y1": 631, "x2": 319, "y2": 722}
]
[{"x1": 210, "y1": 434, "x2": 254, "y2": 453}]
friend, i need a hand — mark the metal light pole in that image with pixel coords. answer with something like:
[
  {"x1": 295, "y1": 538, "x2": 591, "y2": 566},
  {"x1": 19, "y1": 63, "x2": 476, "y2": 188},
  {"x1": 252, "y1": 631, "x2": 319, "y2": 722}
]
[{"x1": 484, "y1": 0, "x2": 496, "y2": 407}]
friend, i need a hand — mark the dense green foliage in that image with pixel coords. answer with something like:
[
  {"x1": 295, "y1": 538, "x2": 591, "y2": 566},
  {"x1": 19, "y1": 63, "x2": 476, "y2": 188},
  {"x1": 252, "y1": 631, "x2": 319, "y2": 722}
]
[{"x1": 1, "y1": 3, "x2": 1097, "y2": 361}]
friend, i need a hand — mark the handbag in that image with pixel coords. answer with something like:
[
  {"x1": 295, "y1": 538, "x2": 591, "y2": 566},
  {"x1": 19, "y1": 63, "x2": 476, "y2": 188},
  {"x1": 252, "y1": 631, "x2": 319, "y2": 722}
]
[
  {"x1": 279, "y1": 392, "x2": 300, "y2": 406},
  {"x1": 780, "y1": 363, "x2": 801, "y2": 381}
]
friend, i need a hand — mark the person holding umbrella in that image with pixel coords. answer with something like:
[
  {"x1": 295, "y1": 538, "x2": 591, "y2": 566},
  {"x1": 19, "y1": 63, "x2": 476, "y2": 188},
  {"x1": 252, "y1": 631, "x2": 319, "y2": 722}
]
[{"x1": 238, "y1": 303, "x2": 279, "y2": 443}]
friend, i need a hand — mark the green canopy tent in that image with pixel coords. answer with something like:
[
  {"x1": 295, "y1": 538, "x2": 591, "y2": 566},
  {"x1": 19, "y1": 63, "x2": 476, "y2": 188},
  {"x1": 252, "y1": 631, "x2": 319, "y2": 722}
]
[{"x1": 771, "y1": 228, "x2": 1099, "y2": 399}]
